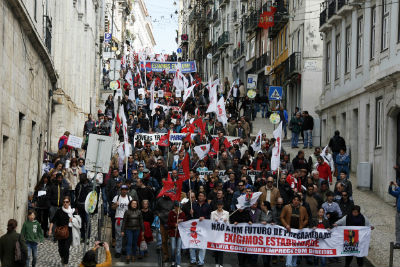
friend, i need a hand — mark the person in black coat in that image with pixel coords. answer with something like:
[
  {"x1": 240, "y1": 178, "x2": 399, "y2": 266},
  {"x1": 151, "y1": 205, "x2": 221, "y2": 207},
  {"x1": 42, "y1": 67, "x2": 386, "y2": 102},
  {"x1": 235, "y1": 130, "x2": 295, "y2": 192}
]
[
  {"x1": 230, "y1": 208, "x2": 253, "y2": 267},
  {"x1": 34, "y1": 174, "x2": 51, "y2": 237},
  {"x1": 328, "y1": 130, "x2": 346, "y2": 163},
  {"x1": 75, "y1": 174, "x2": 92, "y2": 241},
  {"x1": 292, "y1": 150, "x2": 309, "y2": 173}
]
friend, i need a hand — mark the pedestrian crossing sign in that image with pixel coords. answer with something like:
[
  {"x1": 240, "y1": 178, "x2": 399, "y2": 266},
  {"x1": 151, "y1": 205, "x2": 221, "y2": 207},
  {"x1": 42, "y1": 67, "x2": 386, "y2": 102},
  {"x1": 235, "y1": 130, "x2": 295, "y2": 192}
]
[{"x1": 268, "y1": 86, "x2": 282, "y2": 100}]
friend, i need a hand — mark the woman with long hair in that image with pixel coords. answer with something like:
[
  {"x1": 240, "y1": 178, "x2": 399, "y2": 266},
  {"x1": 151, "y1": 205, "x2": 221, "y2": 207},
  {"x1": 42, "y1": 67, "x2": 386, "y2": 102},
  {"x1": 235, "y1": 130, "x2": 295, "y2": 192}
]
[
  {"x1": 48, "y1": 196, "x2": 76, "y2": 266},
  {"x1": 34, "y1": 173, "x2": 51, "y2": 236},
  {"x1": 65, "y1": 158, "x2": 81, "y2": 206},
  {"x1": 121, "y1": 200, "x2": 144, "y2": 263}
]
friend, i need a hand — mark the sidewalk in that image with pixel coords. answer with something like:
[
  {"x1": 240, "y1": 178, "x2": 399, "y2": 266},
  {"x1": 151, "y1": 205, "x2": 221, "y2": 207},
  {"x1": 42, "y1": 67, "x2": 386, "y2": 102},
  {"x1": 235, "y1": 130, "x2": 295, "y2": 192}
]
[{"x1": 252, "y1": 116, "x2": 398, "y2": 267}]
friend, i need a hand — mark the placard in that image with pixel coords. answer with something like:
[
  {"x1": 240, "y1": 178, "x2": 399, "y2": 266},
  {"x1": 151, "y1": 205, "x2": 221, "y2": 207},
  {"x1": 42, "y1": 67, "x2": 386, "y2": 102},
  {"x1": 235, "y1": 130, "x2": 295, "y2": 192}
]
[{"x1": 67, "y1": 135, "x2": 83, "y2": 148}]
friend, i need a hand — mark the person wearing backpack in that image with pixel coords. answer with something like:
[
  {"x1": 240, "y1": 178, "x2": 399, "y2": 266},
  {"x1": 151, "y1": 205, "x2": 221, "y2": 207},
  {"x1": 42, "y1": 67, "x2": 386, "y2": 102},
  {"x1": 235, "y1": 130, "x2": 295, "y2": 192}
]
[
  {"x1": 0, "y1": 219, "x2": 28, "y2": 267},
  {"x1": 75, "y1": 173, "x2": 93, "y2": 243},
  {"x1": 21, "y1": 210, "x2": 44, "y2": 267},
  {"x1": 111, "y1": 184, "x2": 132, "y2": 258}
]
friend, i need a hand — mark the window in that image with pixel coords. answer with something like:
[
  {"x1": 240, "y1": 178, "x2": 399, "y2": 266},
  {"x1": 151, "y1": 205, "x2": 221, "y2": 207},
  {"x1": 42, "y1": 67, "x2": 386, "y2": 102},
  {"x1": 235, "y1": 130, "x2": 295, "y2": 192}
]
[
  {"x1": 34, "y1": 0, "x2": 37, "y2": 21},
  {"x1": 335, "y1": 33, "x2": 341, "y2": 79},
  {"x1": 345, "y1": 26, "x2": 351, "y2": 73},
  {"x1": 280, "y1": 32, "x2": 283, "y2": 52},
  {"x1": 382, "y1": 0, "x2": 389, "y2": 51},
  {"x1": 277, "y1": 37, "x2": 280, "y2": 55},
  {"x1": 375, "y1": 97, "x2": 383, "y2": 147},
  {"x1": 326, "y1": 41, "x2": 331, "y2": 84},
  {"x1": 371, "y1": 6, "x2": 376, "y2": 59},
  {"x1": 357, "y1": 16, "x2": 363, "y2": 67},
  {"x1": 297, "y1": 30, "x2": 301, "y2": 52},
  {"x1": 285, "y1": 27, "x2": 288, "y2": 48}
]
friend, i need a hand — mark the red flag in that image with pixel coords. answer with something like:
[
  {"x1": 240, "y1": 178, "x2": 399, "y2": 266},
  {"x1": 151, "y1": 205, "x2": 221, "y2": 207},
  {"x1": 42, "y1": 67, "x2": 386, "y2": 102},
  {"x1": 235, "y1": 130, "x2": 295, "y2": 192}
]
[
  {"x1": 192, "y1": 118, "x2": 206, "y2": 136},
  {"x1": 209, "y1": 138, "x2": 220, "y2": 156},
  {"x1": 157, "y1": 180, "x2": 177, "y2": 199},
  {"x1": 167, "y1": 172, "x2": 172, "y2": 181},
  {"x1": 115, "y1": 113, "x2": 121, "y2": 134},
  {"x1": 174, "y1": 179, "x2": 183, "y2": 201},
  {"x1": 184, "y1": 132, "x2": 192, "y2": 143},
  {"x1": 223, "y1": 137, "x2": 231, "y2": 148},
  {"x1": 181, "y1": 152, "x2": 190, "y2": 181},
  {"x1": 258, "y1": 7, "x2": 276, "y2": 29},
  {"x1": 157, "y1": 131, "x2": 170, "y2": 147}
]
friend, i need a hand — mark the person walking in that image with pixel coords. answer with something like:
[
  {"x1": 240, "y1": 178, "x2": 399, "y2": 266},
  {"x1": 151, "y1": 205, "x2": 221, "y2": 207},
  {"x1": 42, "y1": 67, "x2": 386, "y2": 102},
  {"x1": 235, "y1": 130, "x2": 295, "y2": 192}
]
[
  {"x1": 389, "y1": 181, "x2": 400, "y2": 248},
  {"x1": 33, "y1": 174, "x2": 51, "y2": 237},
  {"x1": 0, "y1": 219, "x2": 28, "y2": 267},
  {"x1": 302, "y1": 111, "x2": 314, "y2": 149},
  {"x1": 168, "y1": 201, "x2": 186, "y2": 267},
  {"x1": 211, "y1": 200, "x2": 229, "y2": 267},
  {"x1": 289, "y1": 112, "x2": 303, "y2": 148},
  {"x1": 48, "y1": 196, "x2": 76, "y2": 266},
  {"x1": 328, "y1": 131, "x2": 346, "y2": 164},
  {"x1": 121, "y1": 200, "x2": 144, "y2": 263},
  {"x1": 21, "y1": 210, "x2": 44, "y2": 267},
  {"x1": 311, "y1": 208, "x2": 331, "y2": 267},
  {"x1": 335, "y1": 148, "x2": 350, "y2": 179}
]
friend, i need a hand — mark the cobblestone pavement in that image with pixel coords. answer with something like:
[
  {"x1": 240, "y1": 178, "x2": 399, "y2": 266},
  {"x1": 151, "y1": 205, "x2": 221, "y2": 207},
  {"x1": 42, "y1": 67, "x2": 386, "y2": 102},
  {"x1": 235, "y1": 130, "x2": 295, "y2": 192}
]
[{"x1": 37, "y1": 212, "x2": 106, "y2": 267}]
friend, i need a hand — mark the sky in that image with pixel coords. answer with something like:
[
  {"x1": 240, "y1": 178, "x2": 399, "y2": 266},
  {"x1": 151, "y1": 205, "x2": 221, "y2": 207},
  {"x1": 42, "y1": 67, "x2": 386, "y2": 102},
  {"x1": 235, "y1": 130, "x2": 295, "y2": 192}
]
[{"x1": 145, "y1": 0, "x2": 179, "y2": 54}]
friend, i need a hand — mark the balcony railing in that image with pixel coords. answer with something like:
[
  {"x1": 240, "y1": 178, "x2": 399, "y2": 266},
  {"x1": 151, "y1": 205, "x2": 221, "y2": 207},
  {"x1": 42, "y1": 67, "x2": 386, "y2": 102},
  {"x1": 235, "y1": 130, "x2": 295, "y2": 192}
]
[
  {"x1": 189, "y1": 9, "x2": 199, "y2": 24},
  {"x1": 245, "y1": 11, "x2": 259, "y2": 33},
  {"x1": 256, "y1": 52, "x2": 271, "y2": 71},
  {"x1": 213, "y1": 9, "x2": 220, "y2": 24},
  {"x1": 320, "y1": 5, "x2": 327, "y2": 28},
  {"x1": 284, "y1": 52, "x2": 301, "y2": 77},
  {"x1": 233, "y1": 10, "x2": 238, "y2": 23},
  {"x1": 212, "y1": 42, "x2": 219, "y2": 56},
  {"x1": 217, "y1": 31, "x2": 230, "y2": 49},
  {"x1": 328, "y1": 0, "x2": 336, "y2": 19},
  {"x1": 320, "y1": 0, "x2": 353, "y2": 29},
  {"x1": 268, "y1": 2, "x2": 289, "y2": 39},
  {"x1": 233, "y1": 42, "x2": 245, "y2": 59}
]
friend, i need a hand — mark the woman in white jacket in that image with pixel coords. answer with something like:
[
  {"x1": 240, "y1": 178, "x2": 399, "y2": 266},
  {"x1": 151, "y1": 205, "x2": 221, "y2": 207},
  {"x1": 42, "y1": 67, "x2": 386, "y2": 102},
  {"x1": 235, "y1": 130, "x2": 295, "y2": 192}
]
[{"x1": 210, "y1": 201, "x2": 229, "y2": 267}]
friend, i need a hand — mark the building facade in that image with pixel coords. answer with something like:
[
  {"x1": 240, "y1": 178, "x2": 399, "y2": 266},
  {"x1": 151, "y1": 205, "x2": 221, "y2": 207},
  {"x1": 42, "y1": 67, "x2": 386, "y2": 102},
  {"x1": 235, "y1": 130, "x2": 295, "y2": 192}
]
[
  {"x1": 128, "y1": 0, "x2": 156, "y2": 52},
  {"x1": 0, "y1": 0, "x2": 57, "y2": 232},
  {"x1": 318, "y1": 0, "x2": 400, "y2": 200}
]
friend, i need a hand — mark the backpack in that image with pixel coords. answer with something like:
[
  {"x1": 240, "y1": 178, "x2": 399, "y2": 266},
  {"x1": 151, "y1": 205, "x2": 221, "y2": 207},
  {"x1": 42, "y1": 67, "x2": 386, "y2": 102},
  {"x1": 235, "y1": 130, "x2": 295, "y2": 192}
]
[
  {"x1": 111, "y1": 194, "x2": 132, "y2": 210},
  {"x1": 15, "y1": 234, "x2": 27, "y2": 266}
]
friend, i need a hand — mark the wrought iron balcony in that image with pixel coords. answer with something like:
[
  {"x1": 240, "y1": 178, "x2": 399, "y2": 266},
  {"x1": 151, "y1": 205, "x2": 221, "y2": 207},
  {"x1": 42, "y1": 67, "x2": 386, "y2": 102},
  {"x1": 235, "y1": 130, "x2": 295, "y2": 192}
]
[
  {"x1": 189, "y1": 9, "x2": 199, "y2": 24},
  {"x1": 217, "y1": 31, "x2": 230, "y2": 49},
  {"x1": 245, "y1": 11, "x2": 259, "y2": 33},
  {"x1": 256, "y1": 52, "x2": 271, "y2": 71},
  {"x1": 213, "y1": 9, "x2": 220, "y2": 25},
  {"x1": 284, "y1": 52, "x2": 301, "y2": 78},
  {"x1": 320, "y1": 0, "x2": 354, "y2": 30}
]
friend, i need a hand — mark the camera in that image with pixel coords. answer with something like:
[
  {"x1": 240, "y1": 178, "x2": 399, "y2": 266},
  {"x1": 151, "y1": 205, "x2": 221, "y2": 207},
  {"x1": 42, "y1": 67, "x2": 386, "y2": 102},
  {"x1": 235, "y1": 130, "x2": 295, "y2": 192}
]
[{"x1": 99, "y1": 242, "x2": 104, "y2": 247}]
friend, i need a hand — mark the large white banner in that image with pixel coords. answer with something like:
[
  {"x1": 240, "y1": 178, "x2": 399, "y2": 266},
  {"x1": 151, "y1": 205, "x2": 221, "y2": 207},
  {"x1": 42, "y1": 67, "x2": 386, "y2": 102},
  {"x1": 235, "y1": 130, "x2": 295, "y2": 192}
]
[
  {"x1": 179, "y1": 220, "x2": 371, "y2": 257},
  {"x1": 271, "y1": 122, "x2": 283, "y2": 171}
]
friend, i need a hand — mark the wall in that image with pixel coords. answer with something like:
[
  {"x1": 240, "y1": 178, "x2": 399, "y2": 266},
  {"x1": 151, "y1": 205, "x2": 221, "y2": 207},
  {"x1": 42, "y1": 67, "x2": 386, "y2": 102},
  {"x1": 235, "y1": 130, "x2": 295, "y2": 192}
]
[{"x1": 0, "y1": 0, "x2": 55, "y2": 233}]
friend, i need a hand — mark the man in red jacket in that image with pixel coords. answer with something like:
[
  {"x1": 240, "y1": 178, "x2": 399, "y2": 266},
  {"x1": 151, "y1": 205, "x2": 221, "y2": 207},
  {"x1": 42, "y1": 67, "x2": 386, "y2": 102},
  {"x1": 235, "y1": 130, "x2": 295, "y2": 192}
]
[{"x1": 316, "y1": 156, "x2": 332, "y2": 185}]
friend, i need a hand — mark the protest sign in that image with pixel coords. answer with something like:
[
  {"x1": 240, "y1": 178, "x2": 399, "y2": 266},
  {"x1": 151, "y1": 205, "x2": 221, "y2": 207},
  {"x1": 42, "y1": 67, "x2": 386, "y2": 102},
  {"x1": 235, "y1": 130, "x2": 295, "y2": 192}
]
[
  {"x1": 158, "y1": 90, "x2": 164, "y2": 98},
  {"x1": 133, "y1": 133, "x2": 166, "y2": 146},
  {"x1": 67, "y1": 135, "x2": 83, "y2": 148},
  {"x1": 175, "y1": 89, "x2": 182, "y2": 98},
  {"x1": 179, "y1": 220, "x2": 371, "y2": 257},
  {"x1": 140, "y1": 61, "x2": 197, "y2": 73}
]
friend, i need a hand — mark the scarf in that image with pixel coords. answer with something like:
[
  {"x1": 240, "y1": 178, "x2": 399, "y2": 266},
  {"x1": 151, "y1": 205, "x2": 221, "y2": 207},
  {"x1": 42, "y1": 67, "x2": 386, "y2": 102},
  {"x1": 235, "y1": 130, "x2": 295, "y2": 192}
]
[{"x1": 62, "y1": 206, "x2": 75, "y2": 227}]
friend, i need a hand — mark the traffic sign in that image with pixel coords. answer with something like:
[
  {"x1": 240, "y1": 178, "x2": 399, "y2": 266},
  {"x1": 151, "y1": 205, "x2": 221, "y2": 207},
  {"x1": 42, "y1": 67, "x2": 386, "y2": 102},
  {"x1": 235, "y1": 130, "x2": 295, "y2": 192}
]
[
  {"x1": 268, "y1": 86, "x2": 283, "y2": 100},
  {"x1": 177, "y1": 48, "x2": 182, "y2": 54},
  {"x1": 247, "y1": 74, "x2": 257, "y2": 90},
  {"x1": 104, "y1": 33, "x2": 112, "y2": 43}
]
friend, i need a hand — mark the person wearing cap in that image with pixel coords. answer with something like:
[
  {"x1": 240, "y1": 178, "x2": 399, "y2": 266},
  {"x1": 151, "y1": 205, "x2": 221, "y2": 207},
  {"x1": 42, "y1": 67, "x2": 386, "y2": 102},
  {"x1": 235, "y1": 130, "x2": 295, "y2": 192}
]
[
  {"x1": 167, "y1": 201, "x2": 186, "y2": 267},
  {"x1": 111, "y1": 184, "x2": 132, "y2": 258},
  {"x1": 211, "y1": 200, "x2": 229, "y2": 267}
]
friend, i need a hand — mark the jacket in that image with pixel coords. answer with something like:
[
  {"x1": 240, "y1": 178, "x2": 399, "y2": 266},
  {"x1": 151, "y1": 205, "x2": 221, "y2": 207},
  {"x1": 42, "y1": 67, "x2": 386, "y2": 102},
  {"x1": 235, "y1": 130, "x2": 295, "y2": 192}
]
[
  {"x1": 317, "y1": 162, "x2": 332, "y2": 183},
  {"x1": 48, "y1": 182, "x2": 69, "y2": 207},
  {"x1": 260, "y1": 210, "x2": 274, "y2": 223},
  {"x1": 389, "y1": 185, "x2": 400, "y2": 212},
  {"x1": 292, "y1": 156, "x2": 309, "y2": 172},
  {"x1": 71, "y1": 215, "x2": 81, "y2": 247},
  {"x1": 310, "y1": 218, "x2": 331, "y2": 229},
  {"x1": 79, "y1": 250, "x2": 112, "y2": 267},
  {"x1": 21, "y1": 220, "x2": 44, "y2": 243},
  {"x1": 259, "y1": 186, "x2": 281, "y2": 208},
  {"x1": 155, "y1": 197, "x2": 174, "y2": 225},
  {"x1": 329, "y1": 135, "x2": 346, "y2": 153},
  {"x1": 302, "y1": 115, "x2": 314, "y2": 131},
  {"x1": 34, "y1": 184, "x2": 50, "y2": 209},
  {"x1": 280, "y1": 204, "x2": 309, "y2": 229},
  {"x1": 167, "y1": 210, "x2": 186, "y2": 237},
  {"x1": 75, "y1": 182, "x2": 92, "y2": 206},
  {"x1": 0, "y1": 231, "x2": 27, "y2": 267},
  {"x1": 122, "y1": 209, "x2": 144, "y2": 231},
  {"x1": 289, "y1": 117, "x2": 303, "y2": 133}
]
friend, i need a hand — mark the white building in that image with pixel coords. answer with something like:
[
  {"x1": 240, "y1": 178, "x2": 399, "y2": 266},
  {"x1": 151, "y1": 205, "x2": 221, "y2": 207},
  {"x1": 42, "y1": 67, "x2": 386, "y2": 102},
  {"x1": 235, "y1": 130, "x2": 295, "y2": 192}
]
[
  {"x1": 287, "y1": 0, "x2": 324, "y2": 117},
  {"x1": 318, "y1": 0, "x2": 400, "y2": 201},
  {"x1": 128, "y1": 0, "x2": 156, "y2": 52}
]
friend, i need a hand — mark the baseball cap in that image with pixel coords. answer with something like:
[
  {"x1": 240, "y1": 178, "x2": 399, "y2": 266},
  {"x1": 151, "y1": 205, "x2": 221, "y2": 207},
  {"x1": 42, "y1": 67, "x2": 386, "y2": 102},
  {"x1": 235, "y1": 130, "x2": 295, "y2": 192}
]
[{"x1": 121, "y1": 185, "x2": 129, "y2": 190}]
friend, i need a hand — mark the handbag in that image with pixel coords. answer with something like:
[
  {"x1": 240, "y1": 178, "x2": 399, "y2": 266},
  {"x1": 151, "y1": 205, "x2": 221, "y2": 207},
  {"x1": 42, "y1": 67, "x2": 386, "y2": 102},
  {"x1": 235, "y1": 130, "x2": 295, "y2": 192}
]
[
  {"x1": 140, "y1": 240, "x2": 148, "y2": 251},
  {"x1": 54, "y1": 225, "x2": 69, "y2": 240}
]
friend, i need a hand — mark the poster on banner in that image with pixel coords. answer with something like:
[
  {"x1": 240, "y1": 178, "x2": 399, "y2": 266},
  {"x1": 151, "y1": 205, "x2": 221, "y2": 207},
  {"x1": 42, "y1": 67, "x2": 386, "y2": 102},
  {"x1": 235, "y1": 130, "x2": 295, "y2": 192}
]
[
  {"x1": 158, "y1": 90, "x2": 164, "y2": 98},
  {"x1": 67, "y1": 135, "x2": 83, "y2": 148},
  {"x1": 198, "y1": 170, "x2": 226, "y2": 181},
  {"x1": 140, "y1": 61, "x2": 197, "y2": 73},
  {"x1": 175, "y1": 89, "x2": 182, "y2": 98},
  {"x1": 247, "y1": 170, "x2": 262, "y2": 183},
  {"x1": 169, "y1": 133, "x2": 188, "y2": 146},
  {"x1": 133, "y1": 133, "x2": 166, "y2": 146},
  {"x1": 179, "y1": 220, "x2": 371, "y2": 257}
]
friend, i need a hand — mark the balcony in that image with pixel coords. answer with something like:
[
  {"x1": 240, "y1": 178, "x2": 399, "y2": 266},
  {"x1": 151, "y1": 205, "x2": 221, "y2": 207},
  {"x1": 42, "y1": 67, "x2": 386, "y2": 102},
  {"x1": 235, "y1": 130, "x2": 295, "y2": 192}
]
[
  {"x1": 320, "y1": 0, "x2": 354, "y2": 31},
  {"x1": 189, "y1": 9, "x2": 199, "y2": 25},
  {"x1": 233, "y1": 10, "x2": 239, "y2": 25},
  {"x1": 245, "y1": 11, "x2": 259, "y2": 33},
  {"x1": 44, "y1": 15, "x2": 52, "y2": 54},
  {"x1": 212, "y1": 42, "x2": 219, "y2": 57},
  {"x1": 217, "y1": 31, "x2": 230, "y2": 49},
  {"x1": 284, "y1": 52, "x2": 301, "y2": 78},
  {"x1": 233, "y1": 42, "x2": 245, "y2": 61},
  {"x1": 213, "y1": 10, "x2": 220, "y2": 25},
  {"x1": 256, "y1": 52, "x2": 271, "y2": 71},
  {"x1": 268, "y1": 2, "x2": 289, "y2": 39},
  {"x1": 220, "y1": 0, "x2": 230, "y2": 7}
]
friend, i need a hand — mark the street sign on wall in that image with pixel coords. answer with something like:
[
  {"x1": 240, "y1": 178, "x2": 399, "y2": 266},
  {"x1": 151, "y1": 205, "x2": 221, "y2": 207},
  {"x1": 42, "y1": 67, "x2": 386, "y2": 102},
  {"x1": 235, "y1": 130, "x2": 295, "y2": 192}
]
[
  {"x1": 104, "y1": 33, "x2": 112, "y2": 43},
  {"x1": 247, "y1": 74, "x2": 258, "y2": 90}
]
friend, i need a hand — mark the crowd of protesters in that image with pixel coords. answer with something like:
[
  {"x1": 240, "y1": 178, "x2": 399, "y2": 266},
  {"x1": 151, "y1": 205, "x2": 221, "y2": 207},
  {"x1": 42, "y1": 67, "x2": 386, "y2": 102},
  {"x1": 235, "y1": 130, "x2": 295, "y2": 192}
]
[{"x1": 0, "y1": 53, "x2": 377, "y2": 267}]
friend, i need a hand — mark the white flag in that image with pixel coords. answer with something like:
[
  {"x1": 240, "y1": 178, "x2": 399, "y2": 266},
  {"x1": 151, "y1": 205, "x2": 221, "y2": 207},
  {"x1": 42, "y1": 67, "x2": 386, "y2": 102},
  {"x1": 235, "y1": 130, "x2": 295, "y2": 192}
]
[
  {"x1": 226, "y1": 81, "x2": 236, "y2": 100},
  {"x1": 183, "y1": 84, "x2": 195, "y2": 102},
  {"x1": 251, "y1": 130, "x2": 262, "y2": 152},
  {"x1": 194, "y1": 144, "x2": 210, "y2": 160},
  {"x1": 125, "y1": 70, "x2": 133, "y2": 87},
  {"x1": 321, "y1": 144, "x2": 328, "y2": 156},
  {"x1": 271, "y1": 122, "x2": 283, "y2": 171},
  {"x1": 206, "y1": 81, "x2": 218, "y2": 113},
  {"x1": 128, "y1": 89, "x2": 135, "y2": 102},
  {"x1": 236, "y1": 192, "x2": 262, "y2": 209},
  {"x1": 119, "y1": 106, "x2": 130, "y2": 158},
  {"x1": 150, "y1": 80, "x2": 155, "y2": 111},
  {"x1": 216, "y1": 97, "x2": 228, "y2": 125}
]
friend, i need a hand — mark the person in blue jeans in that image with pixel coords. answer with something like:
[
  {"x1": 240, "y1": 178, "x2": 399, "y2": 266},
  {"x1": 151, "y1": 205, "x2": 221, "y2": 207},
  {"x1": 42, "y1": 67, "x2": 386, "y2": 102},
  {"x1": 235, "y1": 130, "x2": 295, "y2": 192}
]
[
  {"x1": 21, "y1": 210, "x2": 44, "y2": 267},
  {"x1": 168, "y1": 201, "x2": 186, "y2": 267},
  {"x1": 302, "y1": 111, "x2": 314, "y2": 149},
  {"x1": 289, "y1": 112, "x2": 303, "y2": 148},
  {"x1": 389, "y1": 181, "x2": 400, "y2": 248},
  {"x1": 121, "y1": 200, "x2": 144, "y2": 263}
]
